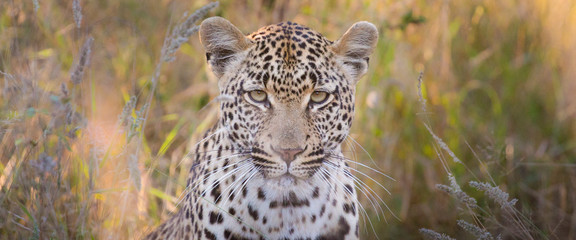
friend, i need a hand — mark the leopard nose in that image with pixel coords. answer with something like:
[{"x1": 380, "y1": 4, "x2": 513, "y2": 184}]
[{"x1": 272, "y1": 147, "x2": 304, "y2": 165}]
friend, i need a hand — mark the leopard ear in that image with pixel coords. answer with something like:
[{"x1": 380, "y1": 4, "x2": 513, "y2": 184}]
[
  {"x1": 199, "y1": 17, "x2": 252, "y2": 78},
  {"x1": 331, "y1": 21, "x2": 378, "y2": 82}
]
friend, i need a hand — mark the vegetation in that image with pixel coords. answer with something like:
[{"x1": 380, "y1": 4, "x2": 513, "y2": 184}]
[{"x1": 1, "y1": 0, "x2": 574, "y2": 239}]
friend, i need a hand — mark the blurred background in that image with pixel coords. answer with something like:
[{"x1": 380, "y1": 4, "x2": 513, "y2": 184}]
[{"x1": 1, "y1": 0, "x2": 575, "y2": 239}]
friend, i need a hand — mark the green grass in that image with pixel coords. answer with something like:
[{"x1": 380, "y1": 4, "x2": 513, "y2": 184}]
[{"x1": 1, "y1": 0, "x2": 575, "y2": 239}]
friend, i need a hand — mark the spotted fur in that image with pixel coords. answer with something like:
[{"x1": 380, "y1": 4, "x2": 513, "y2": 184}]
[{"x1": 146, "y1": 17, "x2": 378, "y2": 240}]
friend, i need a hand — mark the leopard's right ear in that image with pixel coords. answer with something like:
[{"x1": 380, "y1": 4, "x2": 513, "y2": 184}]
[{"x1": 199, "y1": 17, "x2": 252, "y2": 78}]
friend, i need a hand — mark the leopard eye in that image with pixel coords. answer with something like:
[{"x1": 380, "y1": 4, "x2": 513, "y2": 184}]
[
  {"x1": 248, "y1": 90, "x2": 267, "y2": 103},
  {"x1": 310, "y1": 91, "x2": 329, "y2": 104}
]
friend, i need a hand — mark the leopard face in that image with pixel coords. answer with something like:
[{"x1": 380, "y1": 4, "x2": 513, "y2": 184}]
[{"x1": 202, "y1": 19, "x2": 377, "y2": 182}]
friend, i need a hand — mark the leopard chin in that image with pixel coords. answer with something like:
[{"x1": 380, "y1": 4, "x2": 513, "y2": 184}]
[{"x1": 271, "y1": 174, "x2": 297, "y2": 188}]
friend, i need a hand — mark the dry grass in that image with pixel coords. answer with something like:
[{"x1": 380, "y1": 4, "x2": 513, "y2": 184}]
[{"x1": 1, "y1": 0, "x2": 575, "y2": 239}]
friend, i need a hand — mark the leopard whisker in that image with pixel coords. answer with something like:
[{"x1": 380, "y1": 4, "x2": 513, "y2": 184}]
[
  {"x1": 318, "y1": 166, "x2": 379, "y2": 239},
  {"x1": 317, "y1": 167, "x2": 376, "y2": 236},
  {"x1": 325, "y1": 154, "x2": 393, "y2": 194},
  {"x1": 216, "y1": 161, "x2": 257, "y2": 206},
  {"x1": 200, "y1": 164, "x2": 247, "y2": 199},
  {"x1": 317, "y1": 167, "x2": 371, "y2": 222},
  {"x1": 185, "y1": 148, "x2": 252, "y2": 158},
  {"x1": 223, "y1": 163, "x2": 259, "y2": 207},
  {"x1": 196, "y1": 94, "x2": 235, "y2": 114},
  {"x1": 195, "y1": 164, "x2": 251, "y2": 209},
  {"x1": 208, "y1": 155, "x2": 252, "y2": 174},
  {"x1": 179, "y1": 156, "x2": 250, "y2": 201},
  {"x1": 223, "y1": 169, "x2": 252, "y2": 206},
  {"x1": 313, "y1": 167, "x2": 336, "y2": 193},
  {"x1": 321, "y1": 162, "x2": 384, "y2": 221},
  {"x1": 342, "y1": 164, "x2": 392, "y2": 195},
  {"x1": 226, "y1": 165, "x2": 260, "y2": 207},
  {"x1": 316, "y1": 168, "x2": 375, "y2": 231},
  {"x1": 339, "y1": 167, "x2": 388, "y2": 221},
  {"x1": 346, "y1": 135, "x2": 383, "y2": 171},
  {"x1": 194, "y1": 153, "x2": 252, "y2": 176},
  {"x1": 323, "y1": 160, "x2": 387, "y2": 210},
  {"x1": 344, "y1": 137, "x2": 360, "y2": 165},
  {"x1": 180, "y1": 145, "x2": 249, "y2": 168},
  {"x1": 325, "y1": 152, "x2": 395, "y2": 181},
  {"x1": 213, "y1": 162, "x2": 253, "y2": 204},
  {"x1": 315, "y1": 168, "x2": 372, "y2": 226},
  {"x1": 201, "y1": 161, "x2": 252, "y2": 198},
  {"x1": 325, "y1": 159, "x2": 400, "y2": 222},
  {"x1": 349, "y1": 173, "x2": 388, "y2": 218},
  {"x1": 185, "y1": 124, "x2": 230, "y2": 155}
]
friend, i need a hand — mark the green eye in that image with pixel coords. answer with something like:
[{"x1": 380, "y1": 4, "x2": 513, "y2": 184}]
[
  {"x1": 248, "y1": 90, "x2": 267, "y2": 102},
  {"x1": 310, "y1": 91, "x2": 329, "y2": 104}
]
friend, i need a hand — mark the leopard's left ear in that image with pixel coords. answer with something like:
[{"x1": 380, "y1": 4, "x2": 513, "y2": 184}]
[{"x1": 330, "y1": 21, "x2": 378, "y2": 82}]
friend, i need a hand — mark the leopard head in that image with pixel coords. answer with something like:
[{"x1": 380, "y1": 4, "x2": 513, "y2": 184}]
[{"x1": 199, "y1": 17, "x2": 378, "y2": 181}]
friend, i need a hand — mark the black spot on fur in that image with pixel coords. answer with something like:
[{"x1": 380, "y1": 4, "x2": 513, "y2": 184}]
[
  {"x1": 257, "y1": 187, "x2": 266, "y2": 200},
  {"x1": 210, "y1": 181, "x2": 222, "y2": 204},
  {"x1": 312, "y1": 187, "x2": 320, "y2": 198},
  {"x1": 344, "y1": 184, "x2": 353, "y2": 194},
  {"x1": 315, "y1": 216, "x2": 350, "y2": 240},
  {"x1": 248, "y1": 204, "x2": 259, "y2": 220},
  {"x1": 228, "y1": 207, "x2": 236, "y2": 215},
  {"x1": 269, "y1": 201, "x2": 278, "y2": 208},
  {"x1": 209, "y1": 211, "x2": 224, "y2": 224},
  {"x1": 282, "y1": 191, "x2": 310, "y2": 207},
  {"x1": 204, "y1": 229, "x2": 217, "y2": 240}
]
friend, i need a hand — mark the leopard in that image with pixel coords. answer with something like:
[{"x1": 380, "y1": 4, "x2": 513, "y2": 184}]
[{"x1": 145, "y1": 16, "x2": 379, "y2": 240}]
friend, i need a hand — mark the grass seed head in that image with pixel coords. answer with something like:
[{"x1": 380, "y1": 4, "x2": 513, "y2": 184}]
[
  {"x1": 161, "y1": 1, "x2": 219, "y2": 62},
  {"x1": 419, "y1": 228, "x2": 456, "y2": 240},
  {"x1": 70, "y1": 37, "x2": 94, "y2": 85},
  {"x1": 457, "y1": 220, "x2": 497, "y2": 240},
  {"x1": 73, "y1": 0, "x2": 82, "y2": 28},
  {"x1": 469, "y1": 181, "x2": 518, "y2": 210}
]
